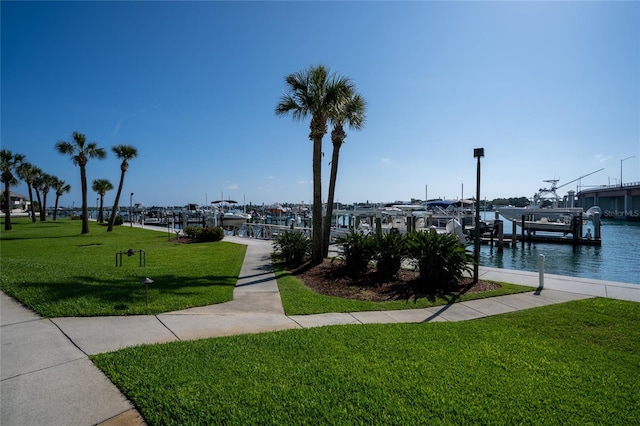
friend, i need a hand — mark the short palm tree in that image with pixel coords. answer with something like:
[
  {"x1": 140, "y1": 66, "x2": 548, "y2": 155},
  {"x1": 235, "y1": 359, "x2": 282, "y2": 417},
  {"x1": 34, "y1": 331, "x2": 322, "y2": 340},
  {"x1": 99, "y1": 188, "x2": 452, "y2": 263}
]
[
  {"x1": 38, "y1": 173, "x2": 58, "y2": 221},
  {"x1": 1, "y1": 149, "x2": 25, "y2": 231},
  {"x1": 52, "y1": 178, "x2": 71, "y2": 220},
  {"x1": 17, "y1": 162, "x2": 42, "y2": 223},
  {"x1": 323, "y1": 90, "x2": 367, "y2": 257},
  {"x1": 107, "y1": 145, "x2": 138, "y2": 231},
  {"x1": 276, "y1": 65, "x2": 354, "y2": 264},
  {"x1": 92, "y1": 179, "x2": 113, "y2": 223},
  {"x1": 55, "y1": 131, "x2": 107, "y2": 234}
]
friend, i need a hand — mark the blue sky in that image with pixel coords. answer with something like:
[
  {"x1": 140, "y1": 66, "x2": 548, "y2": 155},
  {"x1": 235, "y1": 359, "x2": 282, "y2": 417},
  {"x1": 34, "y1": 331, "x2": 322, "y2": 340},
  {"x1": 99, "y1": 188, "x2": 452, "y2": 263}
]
[{"x1": 2, "y1": 1, "x2": 639, "y2": 208}]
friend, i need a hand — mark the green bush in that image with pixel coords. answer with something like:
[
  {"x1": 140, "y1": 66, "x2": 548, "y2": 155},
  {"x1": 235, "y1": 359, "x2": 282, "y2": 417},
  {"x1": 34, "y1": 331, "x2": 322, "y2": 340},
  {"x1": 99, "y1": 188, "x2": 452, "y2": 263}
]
[
  {"x1": 336, "y1": 230, "x2": 373, "y2": 277},
  {"x1": 273, "y1": 231, "x2": 311, "y2": 264},
  {"x1": 370, "y1": 231, "x2": 406, "y2": 281},
  {"x1": 406, "y1": 231, "x2": 473, "y2": 291},
  {"x1": 199, "y1": 226, "x2": 225, "y2": 242},
  {"x1": 105, "y1": 215, "x2": 124, "y2": 226},
  {"x1": 184, "y1": 226, "x2": 203, "y2": 239}
]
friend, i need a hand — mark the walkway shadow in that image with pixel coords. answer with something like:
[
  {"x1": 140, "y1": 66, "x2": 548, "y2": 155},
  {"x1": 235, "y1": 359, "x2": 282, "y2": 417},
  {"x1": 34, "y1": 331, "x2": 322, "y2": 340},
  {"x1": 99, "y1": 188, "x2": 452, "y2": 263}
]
[{"x1": 421, "y1": 282, "x2": 475, "y2": 323}]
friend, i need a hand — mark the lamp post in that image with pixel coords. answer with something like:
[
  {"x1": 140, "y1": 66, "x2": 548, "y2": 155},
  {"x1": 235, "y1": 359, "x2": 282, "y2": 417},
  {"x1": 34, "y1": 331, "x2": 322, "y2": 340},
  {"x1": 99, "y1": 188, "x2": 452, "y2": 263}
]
[
  {"x1": 130, "y1": 192, "x2": 134, "y2": 227},
  {"x1": 621, "y1": 156, "x2": 636, "y2": 188},
  {"x1": 473, "y1": 148, "x2": 485, "y2": 284}
]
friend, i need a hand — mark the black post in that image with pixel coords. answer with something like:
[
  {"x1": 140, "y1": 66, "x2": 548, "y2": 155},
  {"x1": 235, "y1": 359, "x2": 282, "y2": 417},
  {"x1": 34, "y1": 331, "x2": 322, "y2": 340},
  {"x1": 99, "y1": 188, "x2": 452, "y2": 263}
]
[{"x1": 473, "y1": 148, "x2": 484, "y2": 283}]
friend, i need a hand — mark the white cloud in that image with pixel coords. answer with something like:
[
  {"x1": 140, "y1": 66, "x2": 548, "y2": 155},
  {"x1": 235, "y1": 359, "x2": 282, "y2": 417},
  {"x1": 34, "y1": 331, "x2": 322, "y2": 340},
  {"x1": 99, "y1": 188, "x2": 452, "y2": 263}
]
[{"x1": 594, "y1": 154, "x2": 611, "y2": 163}]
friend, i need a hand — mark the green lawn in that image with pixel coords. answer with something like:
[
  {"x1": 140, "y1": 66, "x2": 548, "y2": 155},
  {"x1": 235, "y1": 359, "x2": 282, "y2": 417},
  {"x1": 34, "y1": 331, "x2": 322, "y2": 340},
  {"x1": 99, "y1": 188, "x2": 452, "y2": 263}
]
[
  {"x1": 92, "y1": 298, "x2": 640, "y2": 425},
  {"x1": 0, "y1": 218, "x2": 246, "y2": 316}
]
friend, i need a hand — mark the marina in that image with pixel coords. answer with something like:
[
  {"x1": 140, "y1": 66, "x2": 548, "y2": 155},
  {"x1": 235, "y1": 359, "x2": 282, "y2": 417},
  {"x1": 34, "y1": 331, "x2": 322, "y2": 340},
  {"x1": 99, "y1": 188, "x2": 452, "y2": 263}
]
[
  {"x1": 7, "y1": 178, "x2": 639, "y2": 287},
  {"x1": 479, "y1": 216, "x2": 640, "y2": 285}
]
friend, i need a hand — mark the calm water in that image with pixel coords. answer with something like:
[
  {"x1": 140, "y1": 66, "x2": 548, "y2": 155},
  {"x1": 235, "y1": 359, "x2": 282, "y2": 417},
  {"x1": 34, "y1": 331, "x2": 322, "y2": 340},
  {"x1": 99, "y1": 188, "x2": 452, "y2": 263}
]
[{"x1": 479, "y1": 218, "x2": 640, "y2": 285}]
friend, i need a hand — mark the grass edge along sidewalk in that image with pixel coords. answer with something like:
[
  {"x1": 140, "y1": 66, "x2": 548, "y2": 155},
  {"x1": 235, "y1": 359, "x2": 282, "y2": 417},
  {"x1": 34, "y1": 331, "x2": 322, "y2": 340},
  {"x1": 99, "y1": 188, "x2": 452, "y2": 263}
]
[{"x1": 91, "y1": 297, "x2": 640, "y2": 425}]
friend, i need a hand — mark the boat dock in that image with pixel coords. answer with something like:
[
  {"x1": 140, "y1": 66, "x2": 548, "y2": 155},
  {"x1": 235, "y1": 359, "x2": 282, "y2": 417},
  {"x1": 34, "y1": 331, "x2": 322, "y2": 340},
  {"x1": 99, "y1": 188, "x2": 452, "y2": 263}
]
[{"x1": 479, "y1": 211, "x2": 602, "y2": 249}]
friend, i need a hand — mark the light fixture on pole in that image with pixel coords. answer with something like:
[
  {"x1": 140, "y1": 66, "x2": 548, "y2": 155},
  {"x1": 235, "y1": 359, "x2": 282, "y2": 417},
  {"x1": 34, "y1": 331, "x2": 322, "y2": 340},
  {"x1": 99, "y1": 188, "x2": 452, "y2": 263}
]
[
  {"x1": 139, "y1": 277, "x2": 154, "y2": 312},
  {"x1": 130, "y1": 192, "x2": 134, "y2": 227},
  {"x1": 473, "y1": 148, "x2": 485, "y2": 284},
  {"x1": 620, "y1": 156, "x2": 636, "y2": 188}
]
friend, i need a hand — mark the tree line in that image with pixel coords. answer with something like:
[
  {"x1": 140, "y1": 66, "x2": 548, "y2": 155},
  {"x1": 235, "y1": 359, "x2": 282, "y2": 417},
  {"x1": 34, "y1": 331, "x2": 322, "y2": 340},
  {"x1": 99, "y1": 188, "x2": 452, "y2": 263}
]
[{"x1": 1, "y1": 131, "x2": 137, "y2": 234}]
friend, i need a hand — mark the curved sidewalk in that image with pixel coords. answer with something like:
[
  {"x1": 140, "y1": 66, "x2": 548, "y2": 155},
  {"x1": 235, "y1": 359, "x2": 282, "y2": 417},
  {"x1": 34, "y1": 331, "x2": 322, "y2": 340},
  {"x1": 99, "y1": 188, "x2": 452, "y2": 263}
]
[{"x1": 2, "y1": 235, "x2": 638, "y2": 426}]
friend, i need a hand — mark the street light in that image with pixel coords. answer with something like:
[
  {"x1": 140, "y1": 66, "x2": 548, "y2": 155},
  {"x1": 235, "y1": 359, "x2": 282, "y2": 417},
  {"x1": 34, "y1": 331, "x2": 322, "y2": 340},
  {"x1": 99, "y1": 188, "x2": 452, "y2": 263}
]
[
  {"x1": 621, "y1": 156, "x2": 636, "y2": 188},
  {"x1": 130, "y1": 192, "x2": 134, "y2": 227},
  {"x1": 473, "y1": 148, "x2": 485, "y2": 284}
]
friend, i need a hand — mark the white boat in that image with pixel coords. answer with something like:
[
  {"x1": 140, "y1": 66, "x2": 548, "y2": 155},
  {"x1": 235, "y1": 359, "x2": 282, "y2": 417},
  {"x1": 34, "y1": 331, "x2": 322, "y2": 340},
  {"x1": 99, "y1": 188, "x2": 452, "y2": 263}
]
[
  {"x1": 497, "y1": 179, "x2": 585, "y2": 223},
  {"x1": 221, "y1": 210, "x2": 251, "y2": 226},
  {"x1": 204, "y1": 198, "x2": 251, "y2": 227}
]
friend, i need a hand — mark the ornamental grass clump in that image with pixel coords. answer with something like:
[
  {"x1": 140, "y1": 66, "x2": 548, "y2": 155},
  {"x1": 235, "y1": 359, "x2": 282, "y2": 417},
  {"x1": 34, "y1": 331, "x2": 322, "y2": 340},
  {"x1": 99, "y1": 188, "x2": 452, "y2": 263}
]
[
  {"x1": 336, "y1": 230, "x2": 373, "y2": 277},
  {"x1": 273, "y1": 230, "x2": 311, "y2": 264},
  {"x1": 406, "y1": 231, "x2": 473, "y2": 291},
  {"x1": 370, "y1": 230, "x2": 406, "y2": 281}
]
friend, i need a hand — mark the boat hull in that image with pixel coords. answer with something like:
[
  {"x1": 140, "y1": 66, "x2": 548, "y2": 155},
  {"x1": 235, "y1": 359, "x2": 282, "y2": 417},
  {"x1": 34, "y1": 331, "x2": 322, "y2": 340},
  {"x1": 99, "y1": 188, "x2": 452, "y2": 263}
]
[{"x1": 497, "y1": 207, "x2": 584, "y2": 222}]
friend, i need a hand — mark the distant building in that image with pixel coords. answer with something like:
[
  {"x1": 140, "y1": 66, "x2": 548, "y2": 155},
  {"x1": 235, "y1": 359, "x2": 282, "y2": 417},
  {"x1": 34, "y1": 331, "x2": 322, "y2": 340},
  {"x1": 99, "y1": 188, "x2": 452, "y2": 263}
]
[{"x1": 1, "y1": 190, "x2": 29, "y2": 212}]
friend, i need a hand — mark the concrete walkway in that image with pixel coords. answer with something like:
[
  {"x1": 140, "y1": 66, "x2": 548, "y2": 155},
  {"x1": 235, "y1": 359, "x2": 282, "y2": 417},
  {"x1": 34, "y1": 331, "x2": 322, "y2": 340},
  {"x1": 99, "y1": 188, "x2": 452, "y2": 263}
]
[{"x1": 2, "y1": 234, "x2": 639, "y2": 426}]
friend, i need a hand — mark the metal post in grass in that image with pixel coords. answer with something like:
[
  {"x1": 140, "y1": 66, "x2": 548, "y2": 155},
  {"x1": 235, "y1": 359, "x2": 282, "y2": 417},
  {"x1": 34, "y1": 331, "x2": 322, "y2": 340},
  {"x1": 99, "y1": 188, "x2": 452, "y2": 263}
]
[
  {"x1": 140, "y1": 277, "x2": 154, "y2": 312},
  {"x1": 538, "y1": 255, "x2": 545, "y2": 290},
  {"x1": 473, "y1": 148, "x2": 484, "y2": 283}
]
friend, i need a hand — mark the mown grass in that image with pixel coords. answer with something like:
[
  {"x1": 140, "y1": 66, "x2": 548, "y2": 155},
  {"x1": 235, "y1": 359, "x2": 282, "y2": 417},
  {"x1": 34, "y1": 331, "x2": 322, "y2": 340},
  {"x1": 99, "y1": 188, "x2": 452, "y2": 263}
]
[
  {"x1": 274, "y1": 261, "x2": 533, "y2": 315},
  {"x1": 92, "y1": 298, "x2": 640, "y2": 425},
  {"x1": 0, "y1": 218, "x2": 246, "y2": 316}
]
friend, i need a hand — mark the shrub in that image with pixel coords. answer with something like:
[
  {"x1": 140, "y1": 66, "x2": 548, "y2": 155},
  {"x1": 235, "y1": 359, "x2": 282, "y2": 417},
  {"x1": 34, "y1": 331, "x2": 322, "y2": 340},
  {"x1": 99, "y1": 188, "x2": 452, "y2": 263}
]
[
  {"x1": 273, "y1": 231, "x2": 311, "y2": 264},
  {"x1": 336, "y1": 230, "x2": 373, "y2": 277},
  {"x1": 184, "y1": 226, "x2": 203, "y2": 239},
  {"x1": 406, "y1": 231, "x2": 473, "y2": 291},
  {"x1": 199, "y1": 226, "x2": 225, "y2": 242},
  {"x1": 106, "y1": 215, "x2": 124, "y2": 225},
  {"x1": 370, "y1": 231, "x2": 406, "y2": 281},
  {"x1": 183, "y1": 226, "x2": 224, "y2": 242}
]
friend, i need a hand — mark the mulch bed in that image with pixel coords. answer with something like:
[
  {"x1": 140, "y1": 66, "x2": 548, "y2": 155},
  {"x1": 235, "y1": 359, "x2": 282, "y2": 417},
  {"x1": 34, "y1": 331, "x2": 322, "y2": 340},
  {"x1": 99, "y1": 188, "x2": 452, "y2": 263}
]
[{"x1": 287, "y1": 259, "x2": 500, "y2": 302}]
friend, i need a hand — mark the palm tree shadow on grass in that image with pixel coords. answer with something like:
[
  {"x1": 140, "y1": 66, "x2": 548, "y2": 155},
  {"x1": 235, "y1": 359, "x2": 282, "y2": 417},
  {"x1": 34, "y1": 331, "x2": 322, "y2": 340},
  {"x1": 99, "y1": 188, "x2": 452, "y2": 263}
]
[{"x1": 18, "y1": 274, "x2": 239, "y2": 316}]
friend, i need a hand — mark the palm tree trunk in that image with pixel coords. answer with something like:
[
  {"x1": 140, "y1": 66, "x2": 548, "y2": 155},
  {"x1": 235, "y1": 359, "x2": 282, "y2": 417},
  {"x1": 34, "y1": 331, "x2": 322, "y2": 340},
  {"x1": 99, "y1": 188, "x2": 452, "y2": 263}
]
[
  {"x1": 27, "y1": 183, "x2": 36, "y2": 222},
  {"x1": 311, "y1": 136, "x2": 323, "y2": 265},
  {"x1": 323, "y1": 143, "x2": 342, "y2": 258},
  {"x1": 98, "y1": 195, "x2": 105, "y2": 223},
  {"x1": 3, "y1": 182, "x2": 12, "y2": 231},
  {"x1": 34, "y1": 188, "x2": 42, "y2": 221},
  {"x1": 40, "y1": 192, "x2": 48, "y2": 221},
  {"x1": 107, "y1": 169, "x2": 126, "y2": 232},
  {"x1": 53, "y1": 195, "x2": 60, "y2": 220},
  {"x1": 80, "y1": 165, "x2": 89, "y2": 234}
]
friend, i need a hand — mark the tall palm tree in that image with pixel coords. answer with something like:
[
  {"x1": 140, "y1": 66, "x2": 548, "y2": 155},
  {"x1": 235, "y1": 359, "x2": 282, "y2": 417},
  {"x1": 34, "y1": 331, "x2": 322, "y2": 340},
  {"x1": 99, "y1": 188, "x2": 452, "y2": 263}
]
[
  {"x1": 92, "y1": 179, "x2": 113, "y2": 223},
  {"x1": 17, "y1": 162, "x2": 42, "y2": 223},
  {"x1": 38, "y1": 173, "x2": 56, "y2": 221},
  {"x1": 107, "y1": 145, "x2": 138, "y2": 231},
  {"x1": 55, "y1": 131, "x2": 107, "y2": 234},
  {"x1": 52, "y1": 178, "x2": 71, "y2": 221},
  {"x1": 276, "y1": 65, "x2": 353, "y2": 264},
  {"x1": 1, "y1": 149, "x2": 25, "y2": 231},
  {"x1": 323, "y1": 91, "x2": 367, "y2": 257}
]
